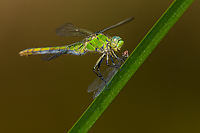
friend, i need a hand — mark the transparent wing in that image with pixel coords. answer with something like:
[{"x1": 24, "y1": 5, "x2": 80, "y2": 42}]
[
  {"x1": 96, "y1": 17, "x2": 134, "y2": 33},
  {"x1": 88, "y1": 51, "x2": 129, "y2": 99},
  {"x1": 55, "y1": 23, "x2": 93, "y2": 37},
  {"x1": 87, "y1": 67, "x2": 112, "y2": 93},
  {"x1": 41, "y1": 50, "x2": 67, "y2": 61},
  {"x1": 93, "y1": 67, "x2": 118, "y2": 99}
]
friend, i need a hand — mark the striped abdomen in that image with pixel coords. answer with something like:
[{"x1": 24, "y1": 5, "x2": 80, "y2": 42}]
[{"x1": 19, "y1": 42, "x2": 87, "y2": 56}]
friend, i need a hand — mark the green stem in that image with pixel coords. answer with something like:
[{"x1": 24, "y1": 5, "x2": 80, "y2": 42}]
[{"x1": 68, "y1": 0, "x2": 194, "y2": 132}]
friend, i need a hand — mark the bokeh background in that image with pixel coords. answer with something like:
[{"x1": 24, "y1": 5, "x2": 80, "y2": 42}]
[{"x1": 1, "y1": 0, "x2": 200, "y2": 132}]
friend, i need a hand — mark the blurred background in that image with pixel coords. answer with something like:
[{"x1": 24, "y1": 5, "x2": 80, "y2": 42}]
[{"x1": 1, "y1": 0, "x2": 200, "y2": 132}]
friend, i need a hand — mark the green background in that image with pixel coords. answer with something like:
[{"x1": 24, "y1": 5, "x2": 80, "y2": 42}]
[{"x1": 1, "y1": 0, "x2": 199, "y2": 132}]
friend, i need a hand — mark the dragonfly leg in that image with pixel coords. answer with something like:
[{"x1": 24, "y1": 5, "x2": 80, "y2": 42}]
[
  {"x1": 112, "y1": 50, "x2": 125, "y2": 62},
  {"x1": 111, "y1": 51, "x2": 125, "y2": 70},
  {"x1": 110, "y1": 55, "x2": 115, "y2": 65},
  {"x1": 93, "y1": 54, "x2": 107, "y2": 85},
  {"x1": 106, "y1": 52, "x2": 121, "y2": 69}
]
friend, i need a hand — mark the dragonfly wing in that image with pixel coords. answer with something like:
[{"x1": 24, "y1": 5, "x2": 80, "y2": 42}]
[
  {"x1": 55, "y1": 23, "x2": 93, "y2": 37},
  {"x1": 96, "y1": 17, "x2": 134, "y2": 33},
  {"x1": 88, "y1": 59, "x2": 122, "y2": 94},
  {"x1": 93, "y1": 80, "x2": 107, "y2": 99},
  {"x1": 87, "y1": 77, "x2": 101, "y2": 93},
  {"x1": 87, "y1": 67, "x2": 112, "y2": 93},
  {"x1": 88, "y1": 51, "x2": 129, "y2": 99},
  {"x1": 41, "y1": 50, "x2": 66, "y2": 61},
  {"x1": 93, "y1": 67, "x2": 118, "y2": 99}
]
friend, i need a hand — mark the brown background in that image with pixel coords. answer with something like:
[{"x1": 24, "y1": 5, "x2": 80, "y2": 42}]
[{"x1": 1, "y1": 0, "x2": 200, "y2": 132}]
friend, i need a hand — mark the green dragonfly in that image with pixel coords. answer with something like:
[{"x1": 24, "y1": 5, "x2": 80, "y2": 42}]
[
  {"x1": 88, "y1": 50, "x2": 128, "y2": 99},
  {"x1": 19, "y1": 17, "x2": 134, "y2": 84}
]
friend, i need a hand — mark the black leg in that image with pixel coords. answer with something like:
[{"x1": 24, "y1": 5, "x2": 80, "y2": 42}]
[
  {"x1": 106, "y1": 53, "x2": 121, "y2": 69},
  {"x1": 93, "y1": 54, "x2": 107, "y2": 84},
  {"x1": 110, "y1": 55, "x2": 115, "y2": 65}
]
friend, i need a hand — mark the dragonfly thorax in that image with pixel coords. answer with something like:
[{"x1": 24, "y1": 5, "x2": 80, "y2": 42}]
[{"x1": 110, "y1": 36, "x2": 124, "y2": 52}]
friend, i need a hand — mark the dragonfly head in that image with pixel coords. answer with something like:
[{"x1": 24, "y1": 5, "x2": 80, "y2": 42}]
[{"x1": 111, "y1": 36, "x2": 124, "y2": 52}]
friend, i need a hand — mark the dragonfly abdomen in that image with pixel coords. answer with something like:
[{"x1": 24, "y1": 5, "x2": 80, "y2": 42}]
[
  {"x1": 19, "y1": 42, "x2": 87, "y2": 56},
  {"x1": 19, "y1": 47, "x2": 61, "y2": 56}
]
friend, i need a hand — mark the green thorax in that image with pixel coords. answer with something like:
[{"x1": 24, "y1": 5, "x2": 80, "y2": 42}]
[{"x1": 85, "y1": 33, "x2": 111, "y2": 53}]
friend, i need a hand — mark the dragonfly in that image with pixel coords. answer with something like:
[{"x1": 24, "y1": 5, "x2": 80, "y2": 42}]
[
  {"x1": 88, "y1": 50, "x2": 129, "y2": 99},
  {"x1": 19, "y1": 17, "x2": 134, "y2": 84}
]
